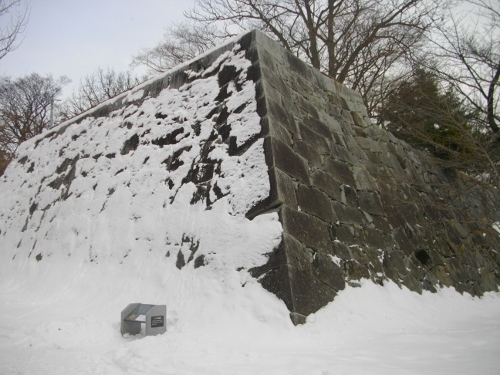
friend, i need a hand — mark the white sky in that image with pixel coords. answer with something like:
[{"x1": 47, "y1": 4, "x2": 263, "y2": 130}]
[{"x1": 0, "y1": 0, "x2": 194, "y2": 97}]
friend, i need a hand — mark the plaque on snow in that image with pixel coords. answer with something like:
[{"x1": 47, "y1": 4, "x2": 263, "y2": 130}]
[{"x1": 121, "y1": 303, "x2": 166, "y2": 336}]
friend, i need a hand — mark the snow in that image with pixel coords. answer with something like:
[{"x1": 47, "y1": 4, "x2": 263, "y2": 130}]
[
  {"x1": 0, "y1": 33, "x2": 499, "y2": 374},
  {"x1": 0, "y1": 263, "x2": 499, "y2": 374},
  {"x1": 493, "y1": 222, "x2": 500, "y2": 234},
  {"x1": 0, "y1": 44, "x2": 272, "y2": 265}
]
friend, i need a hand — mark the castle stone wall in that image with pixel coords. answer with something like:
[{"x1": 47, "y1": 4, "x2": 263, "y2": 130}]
[
  {"x1": 242, "y1": 31, "x2": 500, "y2": 324},
  {"x1": 1, "y1": 30, "x2": 499, "y2": 325}
]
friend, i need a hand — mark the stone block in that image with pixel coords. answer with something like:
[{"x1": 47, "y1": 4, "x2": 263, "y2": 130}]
[
  {"x1": 264, "y1": 117, "x2": 293, "y2": 147},
  {"x1": 323, "y1": 115, "x2": 344, "y2": 135},
  {"x1": 290, "y1": 312, "x2": 308, "y2": 325},
  {"x1": 330, "y1": 223, "x2": 364, "y2": 246},
  {"x1": 406, "y1": 256, "x2": 427, "y2": 280},
  {"x1": 364, "y1": 150, "x2": 381, "y2": 171},
  {"x1": 288, "y1": 263, "x2": 337, "y2": 316},
  {"x1": 381, "y1": 152, "x2": 406, "y2": 176},
  {"x1": 331, "y1": 143, "x2": 356, "y2": 164},
  {"x1": 328, "y1": 93, "x2": 350, "y2": 110},
  {"x1": 244, "y1": 44, "x2": 260, "y2": 65},
  {"x1": 297, "y1": 184, "x2": 334, "y2": 223},
  {"x1": 395, "y1": 202, "x2": 419, "y2": 228},
  {"x1": 255, "y1": 78, "x2": 280, "y2": 104},
  {"x1": 449, "y1": 219, "x2": 469, "y2": 239},
  {"x1": 281, "y1": 233, "x2": 310, "y2": 270},
  {"x1": 295, "y1": 141, "x2": 322, "y2": 169},
  {"x1": 385, "y1": 202, "x2": 405, "y2": 229},
  {"x1": 344, "y1": 260, "x2": 370, "y2": 281},
  {"x1": 302, "y1": 115, "x2": 333, "y2": 140},
  {"x1": 254, "y1": 86, "x2": 268, "y2": 118},
  {"x1": 351, "y1": 111, "x2": 367, "y2": 127},
  {"x1": 339, "y1": 109, "x2": 356, "y2": 127},
  {"x1": 257, "y1": 263, "x2": 294, "y2": 312},
  {"x1": 295, "y1": 96, "x2": 320, "y2": 119},
  {"x1": 364, "y1": 227, "x2": 387, "y2": 249},
  {"x1": 430, "y1": 265, "x2": 454, "y2": 288},
  {"x1": 310, "y1": 69, "x2": 331, "y2": 92},
  {"x1": 332, "y1": 240, "x2": 353, "y2": 260},
  {"x1": 324, "y1": 158, "x2": 356, "y2": 186},
  {"x1": 372, "y1": 215, "x2": 391, "y2": 234},
  {"x1": 277, "y1": 234, "x2": 338, "y2": 317},
  {"x1": 311, "y1": 169, "x2": 342, "y2": 201},
  {"x1": 446, "y1": 258, "x2": 473, "y2": 283},
  {"x1": 312, "y1": 251, "x2": 346, "y2": 291},
  {"x1": 402, "y1": 273, "x2": 423, "y2": 294},
  {"x1": 341, "y1": 185, "x2": 358, "y2": 206},
  {"x1": 358, "y1": 191, "x2": 385, "y2": 216},
  {"x1": 267, "y1": 96, "x2": 298, "y2": 134},
  {"x1": 331, "y1": 201, "x2": 363, "y2": 225},
  {"x1": 298, "y1": 123, "x2": 330, "y2": 154},
  {"x1": 350, "y1": 246, "x2": 370, "y2": 265},
  {"x1": 272, "y1": 167, "x2": 298, "y2": 208},
  {"x1": 254, "y1": 227, "x2": 346, "y2": 318},
  {"x1": 260, "y1": 65, "x2": 292, "y2": 99},
  {"x1": 280, "y1": 205, "x2": 332, "y2": 252},
  {"x1": 329, "y1": 130, "x2": 346, "y2": 147},
  {"x1": 383, "y1": 250, "x2": 408, "y2": 278},
  {"x1": 285, "y1": 51, "x2": 313, "y2": 81},
  {"x1": 264, "y1": 136, "x2": 310, "y2": 184},
  {"x1": 353, "y1": 166, "x2": 377, "y2": 191},
  {"x1": 254, "y1": 44, "x2": 280, "y2": 71}
]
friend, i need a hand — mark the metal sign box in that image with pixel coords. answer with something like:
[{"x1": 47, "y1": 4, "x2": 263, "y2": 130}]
[{"x1": 121, "y1": 303, "x2": 166, "y2": 336}]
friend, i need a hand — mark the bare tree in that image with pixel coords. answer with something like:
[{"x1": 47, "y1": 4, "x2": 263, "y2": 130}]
[
  {"x1": 64, "y1": 67, "x2": 143, "y2": 117},
  {"x1": 393, "y1": 0, "x2": 500, "y2": 185},
  {"x1": 0, "y1": 73, "x2": 69, "y2": 174},
  {"x1": 131, "y1": 22, "x2": 223, "y2": 74},
  {"x1": 422, "y1": 0, "x2": 499, "y2": 140},
  {"x1": 184, "y1": 0, "x2": 443, "y2": 109},
  {"x1": 0, "y1": 0, "x2": 28, "y2": 60},
  {"x1": 131, "y1": 0, "x2": 445, "y2": 117}
]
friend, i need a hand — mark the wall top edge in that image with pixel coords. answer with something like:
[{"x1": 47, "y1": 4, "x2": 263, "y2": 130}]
[{"x1": 30, "y1": 29, "x2": 364, "y2": 146}]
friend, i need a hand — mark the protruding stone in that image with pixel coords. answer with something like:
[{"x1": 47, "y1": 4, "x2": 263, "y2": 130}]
[{"x1": 290, "y1": 312, "x2": 307, "y2": 325}]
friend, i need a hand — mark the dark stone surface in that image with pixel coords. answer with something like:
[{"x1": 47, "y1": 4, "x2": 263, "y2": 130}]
[
  {"x1": 298, "y1": 123, "x2": 330, "y2": 154},
  {"x1": 311, "y1": 169, "x2": 342, "y2": 201},
  {"x1": 295, "y1": 141, "x2": 322, "y2": 169},
  {"x1": 121, "y1": 133, "x2": 140, "y2": 155},
  {"x1": 331, "y1": 201, "x2": 363, "y2": 225},
  {"x1": 302, "y1": 116, "x2": 333, "y2": 140},
  {"x1": 324, "y1": 158, "x2": 355, "y2": 186},
  {"x1": 358, "y1": 191, "x2": 385, "y2": 216},
  {"x1": 296, "y1": 184, "x2": 334, "y2": 223},
  {"x1": 331, "y1": 240, "x2": 353, "y2": 260},
  {"x1": 312, "y1": 252, "x2": 346, "y2": 291},
  {"x1": 267, "y1": 97, "x2": 298, "y2": 134},
  {"x1": 280, "y1": 205, "x2": 332, "y2": 252},
  {"x1": 264, "y1": 137, "x2": 310, "y2": 184}
]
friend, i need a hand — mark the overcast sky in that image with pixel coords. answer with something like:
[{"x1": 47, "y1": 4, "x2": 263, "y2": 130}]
[{"x1": 0, "y1": 0, "x2": 194, "y2": 97}]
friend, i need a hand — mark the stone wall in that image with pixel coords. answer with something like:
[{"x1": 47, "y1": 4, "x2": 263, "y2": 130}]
[
  {"x1": 241, "y1": 31, "x2": 500, "y2": 324},
  {"x1": 1, "y1": 30, "x2": 499, "y2": 325}
]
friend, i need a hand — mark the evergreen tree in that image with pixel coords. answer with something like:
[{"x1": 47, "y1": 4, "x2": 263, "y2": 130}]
[{"x1": 381, "y1": 69, "x2": 472, "y2": 161}]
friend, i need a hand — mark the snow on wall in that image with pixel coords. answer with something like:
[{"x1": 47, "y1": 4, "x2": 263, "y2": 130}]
[{"x1": 0, "y1": 41, "x2": 282, "y2": 274}]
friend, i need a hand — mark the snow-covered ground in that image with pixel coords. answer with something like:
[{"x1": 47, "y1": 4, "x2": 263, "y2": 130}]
[{"x1": 0, "y1": 255, "x2": 499, "y2": 375}]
